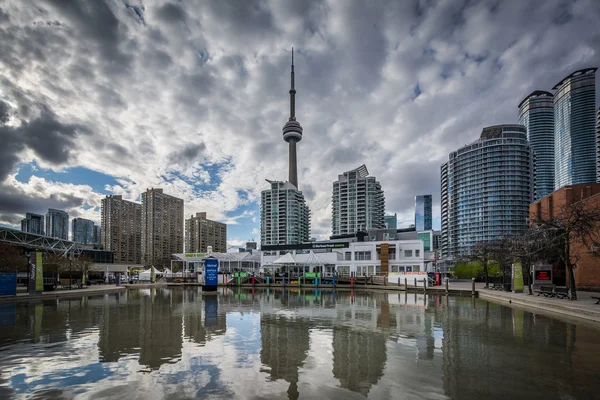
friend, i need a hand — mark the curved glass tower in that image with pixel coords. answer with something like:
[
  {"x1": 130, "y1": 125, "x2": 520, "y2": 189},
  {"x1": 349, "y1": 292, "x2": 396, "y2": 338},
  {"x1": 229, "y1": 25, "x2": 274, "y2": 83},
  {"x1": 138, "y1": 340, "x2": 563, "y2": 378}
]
[
  {"x1": 518, "y1": 91, "x2": 554, "y2": 200},
  {"x1": 553, "y1": 68, "x2": 597, "y2": 189},
  {"x1": 441, "y1": 125, "x2": 533, "y2": 257}
]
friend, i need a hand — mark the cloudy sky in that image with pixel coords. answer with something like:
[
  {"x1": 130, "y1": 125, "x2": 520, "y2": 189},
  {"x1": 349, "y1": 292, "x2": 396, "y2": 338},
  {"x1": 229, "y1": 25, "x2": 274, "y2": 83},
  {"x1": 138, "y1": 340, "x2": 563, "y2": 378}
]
[{"x1": 1, "y1": 0, "x2": 599, "y2": 247}]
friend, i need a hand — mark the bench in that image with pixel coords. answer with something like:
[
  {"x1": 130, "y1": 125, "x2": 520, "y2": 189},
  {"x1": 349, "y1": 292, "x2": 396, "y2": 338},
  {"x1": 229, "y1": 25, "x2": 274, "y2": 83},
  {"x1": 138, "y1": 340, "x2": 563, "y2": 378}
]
[
  {"x1": 535, "y1": 285, "x2": 555, "y2": 297},
  {"x1": 554, "y1": 287, "x2": 570, "y2": 299},
  {"x1": 592, "y1": 296, "x2": 600, "y2": 304}
]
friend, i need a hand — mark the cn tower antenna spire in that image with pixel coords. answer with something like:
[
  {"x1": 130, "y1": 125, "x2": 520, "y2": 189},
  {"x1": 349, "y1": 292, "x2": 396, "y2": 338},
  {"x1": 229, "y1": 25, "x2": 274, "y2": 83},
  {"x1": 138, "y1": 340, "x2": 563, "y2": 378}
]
[
  {"x1": 282, "y1": 47, "x2": 303, "y2": 189},
  {"x1": 289, "y1": 47, "x2": 296, "y2": 121}
]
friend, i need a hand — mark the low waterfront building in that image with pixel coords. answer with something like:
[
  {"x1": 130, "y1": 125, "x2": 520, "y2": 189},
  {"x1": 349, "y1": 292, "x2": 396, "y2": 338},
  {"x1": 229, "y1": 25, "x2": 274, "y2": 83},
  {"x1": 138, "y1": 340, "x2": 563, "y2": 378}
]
[
  {"x1": 260, "y1": 239, "x2": 424, "y2": 277},
  {"x1": 530, "y1": 183, "x2": 600, "y2": 291}
]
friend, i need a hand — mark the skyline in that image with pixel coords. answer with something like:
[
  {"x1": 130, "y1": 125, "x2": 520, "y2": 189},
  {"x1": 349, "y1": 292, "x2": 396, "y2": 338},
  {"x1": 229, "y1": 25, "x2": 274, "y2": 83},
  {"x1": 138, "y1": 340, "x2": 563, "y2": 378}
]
[{"x1": 1, "y1": 1, "x2": 600, "y2": 247}]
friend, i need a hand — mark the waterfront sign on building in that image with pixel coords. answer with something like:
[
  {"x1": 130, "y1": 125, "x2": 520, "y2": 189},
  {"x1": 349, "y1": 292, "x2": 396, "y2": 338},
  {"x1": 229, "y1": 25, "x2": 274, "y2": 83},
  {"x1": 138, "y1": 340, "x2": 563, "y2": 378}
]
[
  {"x1": 46, "y1": 209, "x2": 68, "y2": 240},
  {"x1": 101, "y1": 195, "x2": 142, "y2": 264},
  {"x1": 331, "y1": 165, "x2": 385, "y2": 236},
  {"x1": 185, "y1": 212, "x2": 227, "y2": 253},
  {"x1": 21, "y1": 213, "x2": 44, "y2": 235},
  {"x1": 441, "y1": 125, "x2": 533, "y2": 259},
  {"x1": 518, "y1": 90, "x2": 555, "y2": 200},
  {"x1": 260, "y1": 49, "x2": 311, "y2": 246},
  {"x1": 141, "y1": 188, "x2": 184, "y2": 266},
  {"x1": 72, "y1": 218, "x2": 95, "y2": 244},
  {"x1": 553, "y1": 68, "x2": 597, "y2": 189},
  {"x1": 414, "y1": 195, "x2": 432, "y2": 231}
]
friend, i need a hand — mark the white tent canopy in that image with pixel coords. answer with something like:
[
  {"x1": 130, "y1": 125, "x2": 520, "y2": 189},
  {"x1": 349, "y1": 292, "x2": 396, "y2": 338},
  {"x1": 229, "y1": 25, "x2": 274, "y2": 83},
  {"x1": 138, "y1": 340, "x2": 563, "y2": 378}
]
[{"x1": 273, "y1": 252, "x2": 297, "y2": 265}]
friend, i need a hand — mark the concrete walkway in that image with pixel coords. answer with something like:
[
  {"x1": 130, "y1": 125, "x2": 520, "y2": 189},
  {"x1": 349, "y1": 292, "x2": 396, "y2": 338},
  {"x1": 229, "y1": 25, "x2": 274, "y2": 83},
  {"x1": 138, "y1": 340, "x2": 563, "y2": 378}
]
[
  {"x1": 0, "y1": 285, "x2": 125, "y2": 303},
  {"x1": 476, "y1": 283, "x2": 600, "y2": 323}
]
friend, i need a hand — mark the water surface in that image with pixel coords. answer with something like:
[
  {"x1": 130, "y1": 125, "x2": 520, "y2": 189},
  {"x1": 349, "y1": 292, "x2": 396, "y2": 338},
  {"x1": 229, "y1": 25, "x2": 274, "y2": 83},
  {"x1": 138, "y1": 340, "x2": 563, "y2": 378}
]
[{"x1": 0, "y1": 288, "x2": 599, "y2": 399}]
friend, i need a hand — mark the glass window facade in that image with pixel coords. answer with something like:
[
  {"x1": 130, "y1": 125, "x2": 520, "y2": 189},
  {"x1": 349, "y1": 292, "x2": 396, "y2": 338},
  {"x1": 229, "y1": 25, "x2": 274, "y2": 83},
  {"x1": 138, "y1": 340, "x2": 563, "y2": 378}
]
[
  {"x1": 261, "y1": 181, "x2": 310, "y2": 246},
  {"x1": 518, "y1": 91, "x2": 554, "y2": 200},
  {"x1": 553, "y1": 68, "x2": 597, "y2": 189},
  {"x1": 415, "y1": 195, "x2": 432, "y2": 231},
  {"x1": 440, "y1": 125, "x2": 533, "y2": 258}
]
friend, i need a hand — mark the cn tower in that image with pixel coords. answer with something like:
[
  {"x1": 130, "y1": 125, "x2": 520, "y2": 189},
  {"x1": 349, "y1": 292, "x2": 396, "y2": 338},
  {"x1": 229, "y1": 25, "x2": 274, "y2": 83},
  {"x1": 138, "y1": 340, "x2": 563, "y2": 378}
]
[{"x1": 282, "y1": 48, "x2": 303, "y2": 189}]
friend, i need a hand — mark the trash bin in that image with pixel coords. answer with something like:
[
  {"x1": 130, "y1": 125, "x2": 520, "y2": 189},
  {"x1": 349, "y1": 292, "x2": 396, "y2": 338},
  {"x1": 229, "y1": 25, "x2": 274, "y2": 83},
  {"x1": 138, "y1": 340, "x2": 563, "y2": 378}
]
[{"x1": 504, "y1": 282, "x2": 512, "y2": 292}]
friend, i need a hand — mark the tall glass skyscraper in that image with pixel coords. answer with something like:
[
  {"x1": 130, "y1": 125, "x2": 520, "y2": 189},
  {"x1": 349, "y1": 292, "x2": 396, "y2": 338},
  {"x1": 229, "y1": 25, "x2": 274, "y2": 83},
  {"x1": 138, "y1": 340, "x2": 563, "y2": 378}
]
[
  {"x1": 553, "y1": 68, "x2": 597, "y2": 189},
  {"x1": 72, "y1": 218, "x2": 95, "y2": 244},
  {"x1": 414, "y1": 195, "x2": 432, "y2": 231},
  {"x1": 441, "y1": 125, "x2": 533, "y2": 258},
  {"x1": 46, "y1": 209, "x2": 69, "y2": 240},
  {"x1": 518, "y1": 90, "x2": 554, "y2": 200}
]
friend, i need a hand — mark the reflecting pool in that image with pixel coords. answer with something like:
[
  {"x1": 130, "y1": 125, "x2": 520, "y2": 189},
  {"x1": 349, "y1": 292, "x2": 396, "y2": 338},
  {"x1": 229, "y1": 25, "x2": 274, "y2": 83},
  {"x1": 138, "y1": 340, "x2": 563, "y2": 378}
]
[{"x1": 1, "y1": 288, "x2": 599, "y2": 399}]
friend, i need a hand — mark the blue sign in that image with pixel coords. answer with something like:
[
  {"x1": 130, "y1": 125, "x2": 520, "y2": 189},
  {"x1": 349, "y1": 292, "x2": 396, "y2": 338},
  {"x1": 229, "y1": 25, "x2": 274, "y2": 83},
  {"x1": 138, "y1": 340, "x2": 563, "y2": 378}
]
[
  {"x1": 0, "y1": 272, "x2": 17, "y2": 296},
  {"x1": 204, "y1": 258, "x2": 219, "y2": 287}
]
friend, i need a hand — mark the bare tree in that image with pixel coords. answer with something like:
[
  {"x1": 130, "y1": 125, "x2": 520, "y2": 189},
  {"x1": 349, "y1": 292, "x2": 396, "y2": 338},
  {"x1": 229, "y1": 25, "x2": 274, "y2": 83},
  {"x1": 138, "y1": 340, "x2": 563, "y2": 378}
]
[
  {"x1": 0, "y1": 243, "x2": 26, "y2": 272},
  {"x1": 508, "y1": 228, "x2": 554, "y2": 295},
  {"x1": 43, "y1": 252, "x2": 71, "y2": 280},
  {"x1": 458, "y1": 241, "x2": 495, "y2": 288},
  {"x1": 531, "y1": 199, "x2": 600, "y2": 300},
  {"x1": 73, "y1": 254, "x2": 94, "y2": 286}
]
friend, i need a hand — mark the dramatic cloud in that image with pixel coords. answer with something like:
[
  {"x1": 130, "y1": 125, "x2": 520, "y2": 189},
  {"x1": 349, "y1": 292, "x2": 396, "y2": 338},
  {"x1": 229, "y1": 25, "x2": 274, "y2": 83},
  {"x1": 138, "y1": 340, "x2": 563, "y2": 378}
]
[{"x1": 1, "y1": 0, "x2": 599, "y2": 244}]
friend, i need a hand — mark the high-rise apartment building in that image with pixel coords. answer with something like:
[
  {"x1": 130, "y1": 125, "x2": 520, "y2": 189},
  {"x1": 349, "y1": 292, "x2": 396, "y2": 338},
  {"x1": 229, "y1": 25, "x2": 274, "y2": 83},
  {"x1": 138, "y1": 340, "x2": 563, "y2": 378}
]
[
  {"x1": 261, "y1": 180, "x2": 310, "y2": 245},
  {"x1": 21, "y1": 213, "x2": 44, "y2": 235},
  {"x1": 384, "y1": 214, "x2": 397, "y2": 229},
  {"x1": 72, "y1": 218, "x2": 95, "y2": 244},
  {"x1": 185, "y1": 212, "x2": 227, "y2": 253},
  {"x1": 101, "y1": 195, "x2": 142, "y2": 264},
  {"x1": 260, "y1": 49, "x2": 311, "y2": 246},
  {"x1": 141, "y1": 188, "x2": 184, "y2": 266},
  {"x1": 332, "y1": 165, "x2": 385, "y2": 236},
  {"x1": 414, "y1": 195, "x2": 432, "y2": 231},
  {"x1": 441, "y1": 125, "x2": 533, "y2": 259},
  {"x1": 553, "y1": 68, "x2": 597, "y2": 189},
  {"x1": 46, "y1": 209, "x2": 69, "y2": 240},
  {"x1": 518, "y1": 90, "x2": 555, "y2": 200}
]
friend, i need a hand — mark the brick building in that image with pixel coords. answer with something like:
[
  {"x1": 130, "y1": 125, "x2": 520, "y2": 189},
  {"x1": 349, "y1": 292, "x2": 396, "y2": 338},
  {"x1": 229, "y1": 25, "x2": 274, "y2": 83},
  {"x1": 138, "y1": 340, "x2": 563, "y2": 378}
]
[{"x1": 530, "y1": 183, "x2": 600, "y2": 291}]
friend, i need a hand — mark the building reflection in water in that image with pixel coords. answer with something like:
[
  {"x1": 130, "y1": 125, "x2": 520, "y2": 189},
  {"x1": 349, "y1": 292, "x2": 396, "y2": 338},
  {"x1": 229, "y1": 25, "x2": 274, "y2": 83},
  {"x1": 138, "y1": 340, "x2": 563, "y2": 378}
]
[
  {"x1": 1, "y1": 288, "x2": 600, "y2": 400},
  {"x1": 260, "y1": 290, "x2": 311, "y2": 400}
]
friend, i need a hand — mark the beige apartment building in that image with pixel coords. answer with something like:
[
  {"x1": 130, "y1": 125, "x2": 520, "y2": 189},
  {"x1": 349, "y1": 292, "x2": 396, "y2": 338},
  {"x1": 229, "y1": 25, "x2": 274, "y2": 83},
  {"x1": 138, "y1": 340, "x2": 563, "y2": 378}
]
[
  {"x1": 141, "y1": 188, "x2": 184, "y2": 266},
  {"x1": 101, "y1": 195, "x2": 142, "y2": 264},
  {"x1": 185, "y1": 212, "x2": 227, "y2": 253}
]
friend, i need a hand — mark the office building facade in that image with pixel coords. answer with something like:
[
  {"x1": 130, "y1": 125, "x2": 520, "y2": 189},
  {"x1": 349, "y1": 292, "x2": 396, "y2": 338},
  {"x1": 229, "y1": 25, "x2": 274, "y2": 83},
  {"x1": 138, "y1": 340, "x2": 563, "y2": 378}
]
[
  {"x1": 332, "y1": 165, "x2": 385, "y2": 236},
  {"x1": 384, "y1": 214, "x2": 397, "y2": 229},
  {"x1": 72, "y1": 218, "x2": 95, "y2": 244},
  {"x1": 93, "y1": 225, "x2": 101, "y2": 245},
  {"x1": 441, "y1": 125, "x2": 533, "y2": 258},
  {"x1": 553, "y1": 68, "x2": 597, "y2": 189},
  {"x1": 261, "y1": 180, "x2": 310, "y2": 246},
  {"x1": 46, "y1": 209, "x2": 69, "y2": 240},
  {"x1": 101, "y1": 195, "x2": 142, "y2": 264},
  {"x1": 21, "y1": 213, "x2": 44, "y2": 235},
  {"x1": 518, "y1": 90, "x2": 555, "y2": 200},
  {"x1": 414, "y1": 195, "x2": 432, "y2": 231},
  {"x1": 185, "y1": 212, "x2": 227, "y2": 253},
  {"x1": 141, "y1": 188, "x2": 184, "y2": 266}
]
